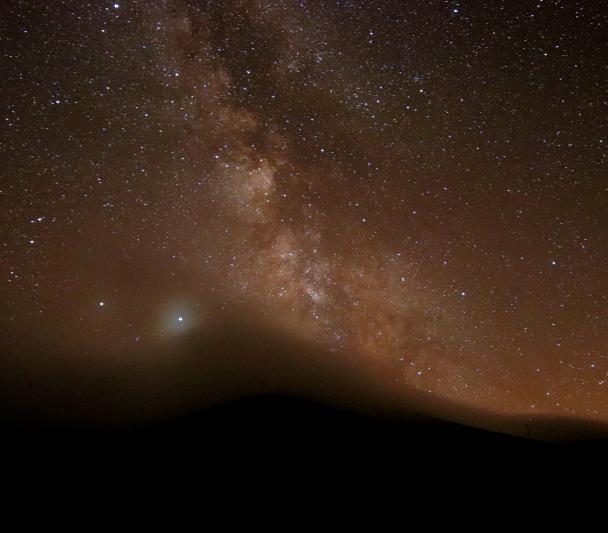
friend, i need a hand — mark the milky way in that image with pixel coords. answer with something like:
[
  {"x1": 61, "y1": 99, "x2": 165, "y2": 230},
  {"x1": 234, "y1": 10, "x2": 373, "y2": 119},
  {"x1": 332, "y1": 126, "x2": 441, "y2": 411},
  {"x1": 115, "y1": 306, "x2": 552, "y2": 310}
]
[{"x1": 1, "y1": 0, "x2": 607, "y2": 422}]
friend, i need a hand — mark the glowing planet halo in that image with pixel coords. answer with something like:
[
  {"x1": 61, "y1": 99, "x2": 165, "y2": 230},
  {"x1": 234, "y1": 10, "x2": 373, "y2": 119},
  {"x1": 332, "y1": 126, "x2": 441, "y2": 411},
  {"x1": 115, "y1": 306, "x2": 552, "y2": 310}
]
[{"x1": 158, "y1": 299, "x2": 203, "y2": 338}]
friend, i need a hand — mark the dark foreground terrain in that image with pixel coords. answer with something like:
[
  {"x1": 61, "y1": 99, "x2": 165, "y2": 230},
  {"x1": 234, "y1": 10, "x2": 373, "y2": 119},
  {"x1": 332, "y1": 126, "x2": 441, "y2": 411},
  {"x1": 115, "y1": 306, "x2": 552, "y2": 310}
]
[{"x1": 3, "y1": 394, "x2": 607, "y2": 477}]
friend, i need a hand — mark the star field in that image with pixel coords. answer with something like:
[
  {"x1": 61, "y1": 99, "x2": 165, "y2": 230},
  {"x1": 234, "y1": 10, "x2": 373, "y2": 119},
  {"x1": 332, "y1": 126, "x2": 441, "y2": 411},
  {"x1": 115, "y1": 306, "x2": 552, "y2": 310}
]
[{"x1": 1, "y1": 0, "x2": 607, "y2": 421}]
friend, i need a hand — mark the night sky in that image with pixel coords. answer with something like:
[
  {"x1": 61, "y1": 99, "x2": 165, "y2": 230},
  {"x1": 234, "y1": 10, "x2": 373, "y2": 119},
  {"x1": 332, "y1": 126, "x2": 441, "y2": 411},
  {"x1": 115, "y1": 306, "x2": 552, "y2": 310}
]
[{"x1": 1, "y1": 0, "x2": 607, "y2": 428}]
